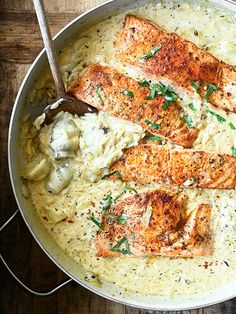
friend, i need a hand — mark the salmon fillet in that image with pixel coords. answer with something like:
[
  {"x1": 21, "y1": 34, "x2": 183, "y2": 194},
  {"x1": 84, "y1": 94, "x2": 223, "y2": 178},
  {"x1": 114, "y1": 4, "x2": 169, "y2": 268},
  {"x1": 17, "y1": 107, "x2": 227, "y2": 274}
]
[
  {"x1": 68, "y1": 64, "x2": 198, "y2": 148},
  {"x1": 96, "y1": 189, "x2": 213, "y2": 257},
  {"x1": 112, "y1": 144, "x2": 169, "y2": 184},
  {"x1": 169, "y1": 149, "x2": 236, "y2": 189},
  {"x1": 110, "y1": 144, "x2": 236, "y2": 189},
  {"x1": 115, "y1": 15, "x2": 236, "y2": 112}
]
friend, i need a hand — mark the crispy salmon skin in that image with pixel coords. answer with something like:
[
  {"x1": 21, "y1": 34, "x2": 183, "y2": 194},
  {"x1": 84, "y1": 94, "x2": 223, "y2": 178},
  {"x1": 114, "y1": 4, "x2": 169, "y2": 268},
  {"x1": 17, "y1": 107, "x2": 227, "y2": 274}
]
[
  {"x1": 115, "y1": 15, "x2": 236, "y2": 112},
  {"x1": 110, "y1": 144, "x2": 236, "y2": 189},
  {"x1": 96, "y1": 189, "x2": 213, "y2": 257},
  {"x1": 68, "y1": 64, "x2": 198, "y2": 147}
]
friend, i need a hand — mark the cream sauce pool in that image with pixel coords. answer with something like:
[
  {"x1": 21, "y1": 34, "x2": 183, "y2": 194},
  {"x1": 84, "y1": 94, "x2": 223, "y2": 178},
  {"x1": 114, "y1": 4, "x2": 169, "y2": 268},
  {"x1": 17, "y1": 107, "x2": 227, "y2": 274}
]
[{"x1": 22, "y1": 0, "x2": 236, "y2": 296}]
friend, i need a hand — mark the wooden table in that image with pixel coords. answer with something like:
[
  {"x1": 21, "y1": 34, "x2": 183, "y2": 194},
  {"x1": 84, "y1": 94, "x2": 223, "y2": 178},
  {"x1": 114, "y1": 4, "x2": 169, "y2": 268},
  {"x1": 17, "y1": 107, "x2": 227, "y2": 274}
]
[{"x1": 0, "y1": 1, "x2": 235, "y2": 313}]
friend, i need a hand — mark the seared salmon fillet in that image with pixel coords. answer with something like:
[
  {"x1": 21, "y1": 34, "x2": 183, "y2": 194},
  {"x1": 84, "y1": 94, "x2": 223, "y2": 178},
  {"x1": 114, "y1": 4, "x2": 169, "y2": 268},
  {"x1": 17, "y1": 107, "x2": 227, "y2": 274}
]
[
  {"x1": 112, "y1": 145, "x2": 169, "y2": 184},
  {"x1": 115, "y1": 15, "x2": 236, "y2": 112},
  {"x1": 96, "y1": 189, "x2": 213, "y2": 257},
  {"x1": 68, "y1": 64, "x2": 198, "y2": 148},
  {"x1": 110, "y1": 144, "x2": 236, "y2": 189},
  {"x1": 169, "y1": 149, "x2": 236, "y2": 189}
]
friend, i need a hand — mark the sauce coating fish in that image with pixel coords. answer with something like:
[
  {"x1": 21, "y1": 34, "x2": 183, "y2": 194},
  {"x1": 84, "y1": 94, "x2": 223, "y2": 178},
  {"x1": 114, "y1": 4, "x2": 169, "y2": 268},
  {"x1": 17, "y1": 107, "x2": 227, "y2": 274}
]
[
  {"x1": 68, "y1": 64, "x2": 198, "y2": 147},
  {"x1": 115, "y1": 15, "x2": 236, "y2": 112},
  {"x1": 110, "y1": 144, "x2": 236, "y2": 189},
  {"x1": 96, "y1": 189, "x2": 212, "y2": 257}
]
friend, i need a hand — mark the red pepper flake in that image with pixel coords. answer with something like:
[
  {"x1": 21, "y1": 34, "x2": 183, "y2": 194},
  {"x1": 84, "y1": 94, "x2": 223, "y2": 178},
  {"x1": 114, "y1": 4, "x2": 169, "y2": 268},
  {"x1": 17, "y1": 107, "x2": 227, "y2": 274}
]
[
  {"x1": 203, "y1": 261, "x2": 209, "y2": 269},
  {"x1": 42, "y1": 216, "x2": 48, "y2": 221},
  {"x1": 227, "y1": 92, "x2": 232, "y2": 97},
  {"x1": 67, "y1": 220, "x2": 74, "y2": 223}
]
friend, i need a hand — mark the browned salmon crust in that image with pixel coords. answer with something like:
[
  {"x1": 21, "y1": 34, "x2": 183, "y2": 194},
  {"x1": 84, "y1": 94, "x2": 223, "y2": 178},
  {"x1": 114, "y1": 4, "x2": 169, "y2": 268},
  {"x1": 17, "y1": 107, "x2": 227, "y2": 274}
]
[
  {"x1": 96, "y1": 189, "x2": 213, "y2": 257},
  {"x1": 115, "y1": 15, "x2": 236, "y2": 112},
  {"x1": 169, "y1": 149, "x2": 236, "y2": 189},
  {"x1": 110, "y1": 144, "x2": 236, "y2": 189},
  {"x1": 112, "y1": 145, "x2": 169, "y2": 184},
  {"x1": 68, "y1": 64, "x2": 198, "y2": 148}
]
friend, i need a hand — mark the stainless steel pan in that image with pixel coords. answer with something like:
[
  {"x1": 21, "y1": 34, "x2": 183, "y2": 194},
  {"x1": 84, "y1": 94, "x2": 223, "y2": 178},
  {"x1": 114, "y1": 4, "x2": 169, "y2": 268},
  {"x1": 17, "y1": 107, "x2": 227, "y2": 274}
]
[{"x1": 5, "y1": 0, "x2": 236, "y2": 310}]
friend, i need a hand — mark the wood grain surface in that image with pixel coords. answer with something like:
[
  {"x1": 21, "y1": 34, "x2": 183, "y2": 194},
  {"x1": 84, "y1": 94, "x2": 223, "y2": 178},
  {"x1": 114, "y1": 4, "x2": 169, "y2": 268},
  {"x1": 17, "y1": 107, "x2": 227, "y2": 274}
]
[{"x1": 0, "y1": 0, "x2": 236, "y2": 313}]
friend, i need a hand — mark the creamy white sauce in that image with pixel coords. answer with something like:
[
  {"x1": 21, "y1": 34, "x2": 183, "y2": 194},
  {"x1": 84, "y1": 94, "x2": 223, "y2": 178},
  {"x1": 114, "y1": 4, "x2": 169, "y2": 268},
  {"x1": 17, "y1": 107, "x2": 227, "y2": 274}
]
[{"x1": 22, "y1": 0, "x2": 236, "y2": 296}]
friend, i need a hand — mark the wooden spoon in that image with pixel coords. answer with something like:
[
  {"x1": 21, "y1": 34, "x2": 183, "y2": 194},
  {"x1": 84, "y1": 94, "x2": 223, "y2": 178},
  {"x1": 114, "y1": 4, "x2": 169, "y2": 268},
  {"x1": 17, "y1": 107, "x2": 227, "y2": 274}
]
[{"x1": 33, "y1": 0, "x2": 97, "y2": 125}]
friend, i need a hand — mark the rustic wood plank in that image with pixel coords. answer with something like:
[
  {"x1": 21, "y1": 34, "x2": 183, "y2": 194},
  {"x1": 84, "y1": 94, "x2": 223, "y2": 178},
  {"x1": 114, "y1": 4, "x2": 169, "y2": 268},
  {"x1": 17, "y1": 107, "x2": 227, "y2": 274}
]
[
  {"x1": 0, "y1": 0, "x2": 104, "y2": 12},
  {"x1": 0, "y1": 12, "x2": 78, "y2": 63}
]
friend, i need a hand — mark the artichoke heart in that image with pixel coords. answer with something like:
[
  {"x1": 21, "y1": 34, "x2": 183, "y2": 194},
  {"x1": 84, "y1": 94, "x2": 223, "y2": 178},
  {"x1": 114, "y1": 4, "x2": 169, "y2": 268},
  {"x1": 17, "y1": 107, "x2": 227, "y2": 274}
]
[
  {"x1": 47, "y1": 164, "x2": 73, "y2": 193},
  {"x1": 50, "y1": 119, "x2": 80, "y2": 158},
  {"x1": 22, "y1": 155, "x2": 50, "y2": 181}
]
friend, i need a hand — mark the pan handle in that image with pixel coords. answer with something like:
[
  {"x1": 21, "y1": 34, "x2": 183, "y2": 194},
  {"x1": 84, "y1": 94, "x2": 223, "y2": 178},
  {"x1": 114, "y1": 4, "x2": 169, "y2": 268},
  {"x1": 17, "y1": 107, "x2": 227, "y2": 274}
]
[{"x1": 0, "y1": 209, "x2": 73, "y2": 296}]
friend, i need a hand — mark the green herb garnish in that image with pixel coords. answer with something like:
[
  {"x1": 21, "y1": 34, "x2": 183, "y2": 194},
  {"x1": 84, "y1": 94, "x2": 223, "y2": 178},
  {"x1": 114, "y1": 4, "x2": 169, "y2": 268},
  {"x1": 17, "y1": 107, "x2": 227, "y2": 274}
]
[
  {"x1": 131, "y1": 232, "x2": 135, "y2": 241},
  {"x1": 144, "y1": 135, "x2": 162, "y2": 141},
  {"x1": 114, "y1": 192, "x2": 123, "y2": 203},
  {"x1": 96, "y1": 84, "x2": 104, "y2": 104},
  {"x1": 188, "y1": 103, "x2": 196, "y2": 111},
  {"x1": 140, "y1": 45, "x2": 162, "y2": 60},
  {"x1": 108, "y1": 214, "x2": 129, "y2": 225},
  {"x1": 102, "y1": 170, "x2": 123, "y2": 181},
  {"x1": 191, "y1": 79, "x2": 199, "y2": 92},
  {"x1": 205, "y1": 83, "x2": 218, "y2": 102},
  {"x1": 158, "y1": 82, "x2": 177, "y2": 101},
  {"x1": 90, "y1": 213, "x2": 104, "y2": 229},
  {"x1": 123, "y1": 184, "x2": 138, "y2": 194},
  {"x1": 231, "y1": 146, "x2": 236, "y2": 157},
  {"x1": 229, "y1": 122, "x2": 236, "y2": 130},
  {"x1": 100, "y1": 193, "x2": 113, "y2": 211},
  {"x1": 120, "y1": 88, "x2": 134, "y2": 97},
  {"x1": 162, "y1": 100, "x2": 172, "y2": 110},
  {"x1": 145, "y1": 119, "x2": 161, "y2": 130},
  {"x1": 206, "y1": 109, "x2": 226, "y2": 123},
  {"x1": 114, "y1": 184, "x2": 138, "y2": 202},
  {"x1": 145, "y1": 82, "x2": 178, "y2": 109},
  {"x1": 110, "y1": 236, "x2": 132, "y2": 255},
  {"x1": 138, "y1": 80, "x2": 151, "y2": 89},
  {"x1": 179, "y1": 115, "x2": 195, "y2": 129},
  {"x1": 146, "y1": 83, "x2": 157, "y2": 100}
]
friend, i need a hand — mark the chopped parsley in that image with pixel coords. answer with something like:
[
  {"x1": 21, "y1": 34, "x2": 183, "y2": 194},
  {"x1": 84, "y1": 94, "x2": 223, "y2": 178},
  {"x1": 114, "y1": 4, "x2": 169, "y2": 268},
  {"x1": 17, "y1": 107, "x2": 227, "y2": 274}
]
[
  {"x1": 146, "y1": 83, "x2": 157, "y2": 100},
  {"x1": 205, "y1": 83, "x2": 218, "y2": 102},
  {"x1": 102, "y1": 170, "x2": 123, "y2": 181},
  {"x1": 145, "y1": 82, "x2": 178, "y2": 109},
  {"x1": 123, "y1": 184, "x2": 138, "y2": 194},
  {"x1": 114, "y1": 192, "x2": 123, "y2": 203},
  {"x1": 138, "y1": 80, "x2": 151, "y2": 89},
  {"x1": 206, "y1": 109, "x2": 226, "y2": 123},
  {"x1": 188, "y1": 103, "x2": 196, "y2": 111},
  {"x1": 179, "y1": 115, "x2": 195, "y2": 129},
  {"x1": 95, "y1": 84, "x2": 104, "y2": 104},
  {"x1": 145, "y1": 119, "x2": 161, "y2": 130},
  {"x1": 231, "y1": 146, "x2": 236, "y2": 157},
  {"x1": 90, "y1": 213, "x2": 104, "y2": 229},
  {"x1": 162, "y1": 100, "x2": 172, "y2": 110},
  {"x1": 145, "y1": 135, "x2": 162, "y2": 141},
  {"x1": 140, "y1": 45, "x2": 162, "y2": 60},
  {"x1": 110, "y1": 236, "x2": 132, "y2": 255},
  {"x1": 108, "y1": 214, "x2": 129, "y2": 225},
  {"x1": 114, "y1": 184, "x2": 138, "y2": 203},
  {"x1": 100, "y1": 193, "x2": 113, "y2": 211},
  {"x1": 131, "y1": 232, "x2": 135, "y2": 241},
  {"x1": 191, "y1": 79, "x2": 199, "y2": 92},
  {"x1": 229, "y1": 122, "x2": 236, "y2": 130},
  {"x1": 120, "y1": 88, "x2": 134, "y2": 97}
]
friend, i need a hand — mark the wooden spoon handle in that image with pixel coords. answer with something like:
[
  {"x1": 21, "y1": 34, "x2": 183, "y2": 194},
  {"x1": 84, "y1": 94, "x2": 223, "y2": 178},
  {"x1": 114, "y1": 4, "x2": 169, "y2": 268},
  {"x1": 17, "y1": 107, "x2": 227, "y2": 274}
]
[{"x1": 33, "y1": 0, "x2": 67, "y2": 98}]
